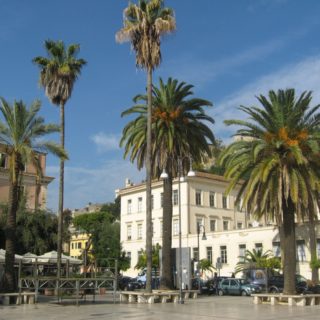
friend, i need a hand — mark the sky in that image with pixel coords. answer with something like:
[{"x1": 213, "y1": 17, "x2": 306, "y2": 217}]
[{"x1": 1, "y1": 0, "x2": 320, "y2": 211}]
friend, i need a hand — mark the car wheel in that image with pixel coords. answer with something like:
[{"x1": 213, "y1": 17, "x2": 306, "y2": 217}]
[
  {"x1": 241, "y1": 290, "x2": 248, "y2": 297},
  {"x1": 218, "y1": 289, "x2": 224, "y2": 296},
  {"x1": 124, "y1": 286, "x2": 128, "y2": 291},
  {"x1": 269, "y1": 288, "x2": 278, "y2": 294}
]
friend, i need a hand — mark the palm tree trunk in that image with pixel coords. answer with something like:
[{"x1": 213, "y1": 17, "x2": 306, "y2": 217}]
[
  {"x1": 280, "y1": 196, "x2": 296, "y2": 294},
  {"x1": 160, "y1": 174, "x2": 173, "y2": 289},
  {"x1": 57, "y1": 102, "x2": 65, "y2": 280},
  {"x1": 308, "y1": 212, "x2": 319, "y2": 283},
  {"x1": 1, "y1": 159, "x2": 20, "y2": 292},
  {"x1": 145, "y1": 66, "x2": 153, "y2": 292}
]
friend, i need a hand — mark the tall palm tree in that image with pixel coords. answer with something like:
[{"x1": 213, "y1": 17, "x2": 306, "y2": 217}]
[
  {"x1": 33, "y1": 40, "x2": 86, "y2": 278},
  {"x1": 121, "y1": 77, "x2": 215, "y2": 289},
  {"x1": 0, "y1": 98, "x2": 67, "y2": 292},
  {"x1": 219, "y1": 89, "x2": 320, "y2": 294},
  {"x1": 116, "y1": 0, "x2": 175, "y2": 292}
]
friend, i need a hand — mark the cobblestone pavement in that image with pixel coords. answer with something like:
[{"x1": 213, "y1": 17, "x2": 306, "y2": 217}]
[{"x1": 1, "y1": 294, "x2": 320, "y2": 320}]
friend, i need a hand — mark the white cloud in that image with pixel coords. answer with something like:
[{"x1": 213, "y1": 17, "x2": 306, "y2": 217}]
[
  {"x1": 212, "y1": 55, "x2": 320, "y2": 141},
  {"x1": 161, "y1": 37, "x2": 285, "y2": 88},
  {"x1": 46, "y1": 160, "x2": 145, "y2": 211},
  {"x1": 91, "y1": 132, "x2": 121, "y2": 152}
]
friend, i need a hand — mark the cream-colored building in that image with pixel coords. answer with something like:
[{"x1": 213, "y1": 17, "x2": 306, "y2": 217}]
[{"x1": 118, "y1": 172, "x2": 320, "y2": 280}]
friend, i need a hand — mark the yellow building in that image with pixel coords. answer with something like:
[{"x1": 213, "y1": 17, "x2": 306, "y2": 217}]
[{"x1": 69, "y1": 232, "x2": 91, "y2": 260}]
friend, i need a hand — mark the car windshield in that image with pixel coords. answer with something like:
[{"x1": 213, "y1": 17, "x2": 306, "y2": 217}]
[{"x1": 296, "y1": 275, "x2": 307, "y2": 283}]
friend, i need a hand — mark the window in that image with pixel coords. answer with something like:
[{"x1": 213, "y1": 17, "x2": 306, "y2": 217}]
[
  {"x1": 230, "y1": 279, "x2": 237, "y2": 286},
  {"x1": 317, "y1": 239, "x2": 320, "y2": 258},
  {"x1": 137, "y1": 224, "x2": 143, "y2": 239},
  {"x1": 193, "y1": 248, "x2": 199, "y2": 261},
  {"x1": 127, "y1": 225, "x2": 132, "y2": 240},
  {"x1": 239, "y1": 244, "x2": 246, "y2": 262},
  {"x1": 210, "y1": 219, "x2": 216, "y2": 232},
  {"x1": 222, "y1": 196, "x2": 228, "y2": 209},
  {"x1": 138, "y1": 197, "x2": 143, "y2": 213},
  {"x1": 237, "y1": 222, "x2": 243, "y2": 229},
  {"x1": 173, "y1": 190, "x2": 178, "y2": 206},
  {"x1": 71, "y1": 243, "x2": 74, "y2": 250},
  {"x1": 196, "y1": 190, "x2": 202, "y2": 206},
  {"x1": 255, "y1": 243, "x2": 263, "y2": 253},
  {"x1": 209, "y1": 192, "x2": 215, "y2": 207},
  {"x1": 127, "y1": 199, "x2": 132, "y2": 214},
  {"x1": 273, "y1": 241, "x2": 281, "y2": 257},
  {"x1": 196, "y1": 217, "x2": 203, "y2": 231},
  {"x1": 296, "y1": 240, "x2": 306, "y2": 262},
  {"x1": 220, "y1": 246, "x2": 227, "y2": 264},
  {"x1": 161, "y1": 193, "x2": 164, "y2": 208},
  {"x1": 223, "y1": 220, "x2": 229, "y2": 231},
  {"x1": 77, "y1": 242, "x2": 82, "y2": 249},
  {"x1": 138, "y1": 250, "x2": 143, "y2": 259},
  {"x1": 173, "y1": 219, "x2": 179, "y2": 236},
  {"x1": 206, "y1": 246, "x2": 212, "y2": 263},
  {"x1": 151, "y1": 195, "x2": 154, "y2": 210},
  {"x1": 0, "y1": 153, "x2": 7, "y2": 168},
  {"x1": 127, "y1": 252, "x2": 131, "y2": 266}
]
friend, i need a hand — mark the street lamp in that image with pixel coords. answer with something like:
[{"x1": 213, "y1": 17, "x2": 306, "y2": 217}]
[
  {"x1": 160, "y1": 156, "x2": 195, "y2": 304},
  {"x1": 197, "y1": 224, "x2": 207, "y2": 289}
]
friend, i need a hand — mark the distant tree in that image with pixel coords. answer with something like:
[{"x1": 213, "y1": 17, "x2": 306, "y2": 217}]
[
  {"x1": 135, "y1": 244, "x2": 161, "y2": 271},
  {"x1": 100, "y1": 196, "x2": 120, "y2": 221},
  {"x1": 198, "y1": 259, "x2": 215, "y2": 276},
  {"x1": 73, "y1": 211, "x2": 128, "y2": 271},
  {"x1": 16, "y1": 208, "x2": 58, "y2": 255}
]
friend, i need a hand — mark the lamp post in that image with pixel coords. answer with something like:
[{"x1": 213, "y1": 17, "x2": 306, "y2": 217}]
[
  {"x1": 160, "y1": 156, "x2": 195, "y2": 304},
  {"x1": 196, "y1": 224, "x2": 207, "y2": 289}
]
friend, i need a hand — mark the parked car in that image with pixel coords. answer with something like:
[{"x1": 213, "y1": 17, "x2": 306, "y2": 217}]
[
  {"x1": 268, "y1": 274, "x2": 320, "y2": 294},
  {"x1": 191, "y1": 276, "x2": 229, "y2": 295},
  {"x1": 191, "y1": 278, "x2": 208, "y2": 294},
  {"x1": 118, "y1": 276, "x2": 145, "y2": 291},
  {"x1": 218, "y1": 278, "x2": 262, "y2": 296},
  {"x1": 206, "y1": 276, "x2": 229, "y2": 295}
]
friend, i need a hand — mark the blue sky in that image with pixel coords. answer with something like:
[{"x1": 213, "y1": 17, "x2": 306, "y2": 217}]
[{"x1": 1, "y1": 0, "x2": 320, "y2": 211}]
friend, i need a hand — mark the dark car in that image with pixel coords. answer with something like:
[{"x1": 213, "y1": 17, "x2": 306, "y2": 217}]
[
  {"x1": 206, "y1": 276, "x2": 229, "y2": 295},
  {"x1": 118, "y1": 276, "x2": 145, "y2": 291},
  {"x1": 268, "y1": 274, "x2": 320, "y2": 294},
  {"x1": 218, "y1": 278, "x2": 262, "y2": 296},
  {"x1": 191, "y1": 276, "x2": 229, "y2": 295},
  {"x1": 191, "y1": 278, "x2": 208, "y2": 294}
]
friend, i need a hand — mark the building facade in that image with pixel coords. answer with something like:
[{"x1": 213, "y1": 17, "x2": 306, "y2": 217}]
[
  {"x1": 0, "y1": 144, "x2": 53, "y2": 210},
  {"x1": 118, "y1": 172, "x2": 320, "y2": 280}
]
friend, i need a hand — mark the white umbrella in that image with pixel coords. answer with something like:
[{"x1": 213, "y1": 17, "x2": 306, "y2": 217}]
[
  {"x1": 0, "y1": 249, "x2": 24, "y2": 263},
  {"x1": 37, "y1": 251, "x2": 82, "y2": 265},
  {"x1": 22, "y1": 252, "x2": 39, "y2": 263}
]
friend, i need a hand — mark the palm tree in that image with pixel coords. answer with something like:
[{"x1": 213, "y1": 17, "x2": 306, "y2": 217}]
[
  {"x1": 235, "y1": 249, "x2": 281, "y2": 274},
  {"x1": 121, "y1": 77, "x2": 215, "y2": 289},
  {"x1": 219, "y1": 89, "x2": 320, "y2": 294},
  {"x1": 33, "y1": 40, "x2": 86, "y2": 278},
  {"x1": 116, "y1": 0, "x2": 175, "y2": 292},
  {"x1": 0, "y1": 98, "x2": 67, "y2": 292}
]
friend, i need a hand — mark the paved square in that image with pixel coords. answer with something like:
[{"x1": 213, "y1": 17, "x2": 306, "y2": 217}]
[{"x1": 1, "y1": 295, "x2": 320, "y2": 320}]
